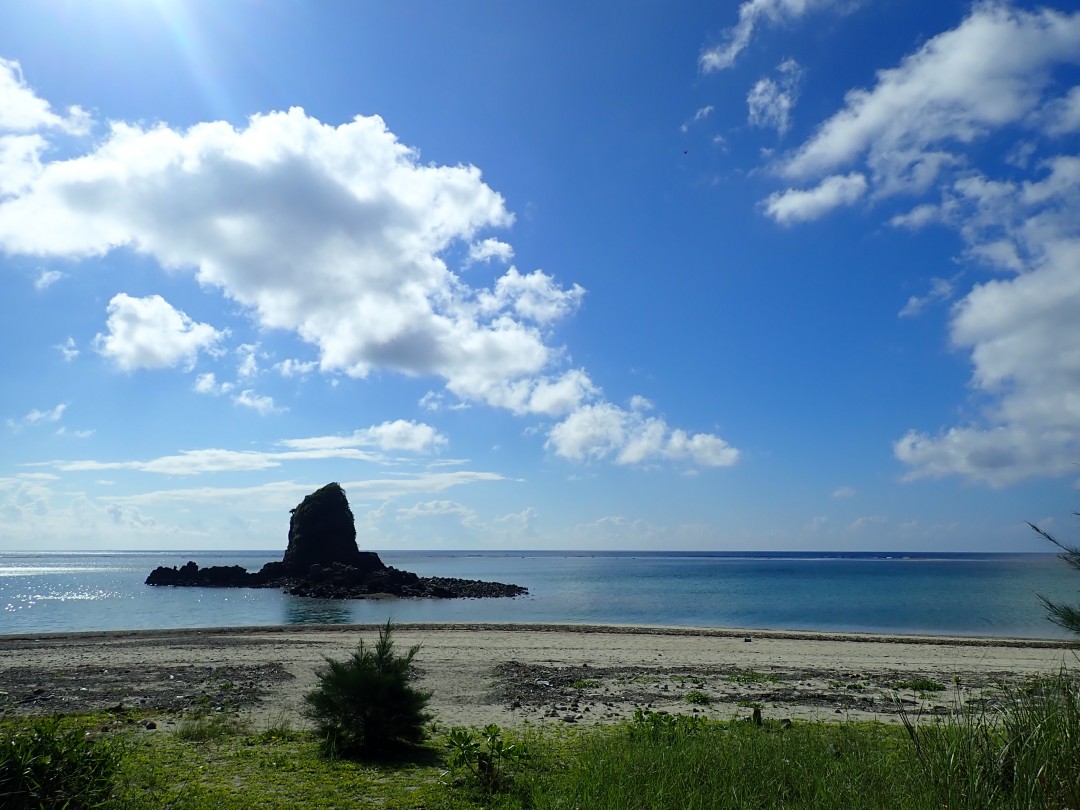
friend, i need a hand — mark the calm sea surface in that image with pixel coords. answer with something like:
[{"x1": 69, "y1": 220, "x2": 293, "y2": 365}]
[{"x1": 1, "y1": 551, "x2": 1077, "y2": 639}]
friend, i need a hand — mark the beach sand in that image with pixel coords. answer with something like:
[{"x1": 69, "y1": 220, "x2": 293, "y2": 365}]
[{"x1": 1, "y1": 624, "x2": 1075, "y2": 731}]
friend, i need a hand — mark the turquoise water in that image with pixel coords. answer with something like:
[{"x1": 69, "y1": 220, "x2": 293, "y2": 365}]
[{"x1": 1, "y1": 550, "x2": 1077, "y2": 639}]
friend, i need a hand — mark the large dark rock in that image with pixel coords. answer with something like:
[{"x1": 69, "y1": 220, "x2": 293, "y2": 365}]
[
  {"x1": 146, "y1": 482, "x2": 527, "y2": 600},
  {"x1": 282, "y1": 483, "x2": 378, "y2": 574}
]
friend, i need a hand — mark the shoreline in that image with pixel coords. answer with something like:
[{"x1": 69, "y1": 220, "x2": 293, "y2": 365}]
[
  {"x1": 2, "y1": 623, "x2": 1075, "y2": 730},
  {"x1": 0, "y1": 621, "x2": 1073, "y2": 648}
]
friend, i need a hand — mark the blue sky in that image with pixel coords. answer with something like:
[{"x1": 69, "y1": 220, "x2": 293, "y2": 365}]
[{"x1": 2, "y1": 0, "x2": 1079, "y2": 552}]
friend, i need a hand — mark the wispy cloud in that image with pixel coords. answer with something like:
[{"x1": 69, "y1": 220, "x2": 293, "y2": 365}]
[
  {"x1": 701, "y1": 0, "x2": 846, "y2": 73},
  {"x1": 7, "y1": 403, "x2": 66, "y2": 431}
]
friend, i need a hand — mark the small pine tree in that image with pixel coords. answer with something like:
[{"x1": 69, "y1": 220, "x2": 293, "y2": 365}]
[
  {"x1": 1030, "y1": 514, "x2": 1080, "y2": 635},
  {"x1": 304, "y1": 620, "x2": 432, "y2": 758}
]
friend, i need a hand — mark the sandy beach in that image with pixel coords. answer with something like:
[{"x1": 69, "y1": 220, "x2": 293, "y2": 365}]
[{"x1": 1, "y1": 624, "x2": 1075, "y2": 731}]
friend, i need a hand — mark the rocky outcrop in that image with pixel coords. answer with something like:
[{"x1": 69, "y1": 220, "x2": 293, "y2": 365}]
[{"x1": 146, "y1": 482, "x2": 527, "y2": 600}]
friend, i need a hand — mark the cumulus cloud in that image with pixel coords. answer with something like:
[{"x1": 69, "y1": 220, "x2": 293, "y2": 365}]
[
  {"x1": 894, "y1": 151, "x2": 1080, "y2": 484},
  {"x1": 748, "y1": 59, "x2": 803, "y2": 135},
  {"x1": 1044, "y1": 85, "x2": 1080, "y2": 136},
  {"x1": 0, "y1": 58, "x2": 89, "y2": 134},
  {"x1": 895, "y1": 223, "x2": 1080, "y2": 485},
  {"x1": 467, "y1": 237, "x2": 513, "y2": 264},
  {"x1": 274, "y1": 358, "x2": 318, "y2": 377},
  {"x1": 93, "y1": 293, "x2": 224, "y2": 371},
  {"x1": 0, "y1": 75, "x2": 740, "y2": 469},
  {"x1": 546, "y1": 400, "x2": 740, "y2": 467},
  {"x1": 233, "y1": 389, "x2": 283, "y2": 415},
  {"x1": 764, "y1": 172, "x2": 867, "y2": 224},
  {"x1": 700, "y1": 0, "x2": 843, "y2": 72}
]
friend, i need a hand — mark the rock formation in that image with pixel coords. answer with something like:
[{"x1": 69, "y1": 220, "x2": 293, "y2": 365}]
[{"x1": 146, "y1": 482, "x2": 526, "y2": 599}]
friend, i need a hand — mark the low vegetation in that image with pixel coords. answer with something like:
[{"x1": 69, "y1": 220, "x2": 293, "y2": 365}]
[
  {"x1": 0, "y1": 715, "x2": 125, "y2": 810},
  {"x1": 303, "y1": 619, "x2": 432, "y2": 758},
  {"x1": 3, "y1": 621, "x2": 1077, "y2": 808}
]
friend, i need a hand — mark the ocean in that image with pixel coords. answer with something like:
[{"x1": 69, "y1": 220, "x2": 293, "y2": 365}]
[{"x1": 1, "y1": 550, "x2": 1077, "y2": 639}]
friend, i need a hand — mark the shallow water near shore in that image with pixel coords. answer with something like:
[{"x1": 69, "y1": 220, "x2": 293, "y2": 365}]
[{"x1": 1, "y1": 550, "x2": 1076, "y2": 639}]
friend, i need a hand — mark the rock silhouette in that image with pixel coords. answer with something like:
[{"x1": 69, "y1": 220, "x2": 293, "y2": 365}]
[{"x1": 146, "y1": 482, "x2": 526, "y2": 599}]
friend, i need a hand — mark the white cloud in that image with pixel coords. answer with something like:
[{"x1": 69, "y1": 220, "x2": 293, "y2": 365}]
[
  {"x1": 282, "y1": 419, "x2": 448, "y2": 454},
  {"x1": 0, "y1": 57, "x2": 89, "y2": 134},
  {"x1": 107, "y1": 471, "x2": 505, "y2": 507},
  {"x1": 1044, "y1": 85, "x2": 1080, "y2": 136},
  {"x1": 0, "y1": 82, "x2": 739, "y2": 469},
  {"x1": 467, "y1": 237, "x2": 514, "y2": 264},
  {"x1": 56, "y1": 336, "x2": 79, "y2": 361},
  {"x1": 236, "y1": 343, "x2": 259, "y2": 379},
  {"x1": 748, "y1": 5, "x2": 1080, "y2": 486},
  {"x1": 748, "y1": 59, "x2": 802, "y2": 136},
  {"x1": 895, "y1": 160, "x2": 1080, "y2": 485},
  {"x1": 475, "y1": 266, "x2": 586, "y2": 325},
  {"x1": 193, "y1": 372, "x2": 234, "y2": 395},
  {"x1": 780, "y1": 4, "x2": 1080, "y2": 194},
  {"x1": 33, "y1": 269, "x2": 64, "y2": 290},
  {"x1": 889, "y1": 203, "x2": 942, "y2": 230},
  {"x1": 0, "y1": 107, "x2": 572, "y2": 412},
  {"x1": 832, "y1": 486, "x2": 856, "y2": 499},
  {"x1": 46, "y1": 443, "x2": 394, "y2": 476},
  {"x1": 700, "y1": 0, "x2": 843, "y2": 73},
  {"x1": 7, "y1": 403, "x2": 66, "y2": 430},
  {"x1": 764, "y1": 173, "x2": 867, "y2": 224},
  {"x1": 547, "y1": 401, "x2": 739, "y2": 467},
  {"x1": 93, "y1": 293, "x2": 224, "y2": 371},
  {"x1": 233, "y1": 389, "x2": 283, "y2": 415},
  {"x1": 274, "y1": 358, "x2": 318, "y2": 377},
  {"x1": 397, "y1": 499, "x2": 479, "y2": 526},
  {"x1": 898, "y1": 277, "x2": 955, "y2": 318},
  {"x1": 681, "y1": 105, "x2": 715, "y2": 133}
]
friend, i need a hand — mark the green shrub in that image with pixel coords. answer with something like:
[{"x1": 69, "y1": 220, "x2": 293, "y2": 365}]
[
  {"x1": 445, "y1": 723, "x2": 529, "y2": 794},
  {"x1": 893, "y1": 677, "x2": 945, "y2": 693},
  {"x1": 304, "y1": 620, "x2": 432, "y2": 758},
  {"x1": 0, "y1": 716, "x2": 124, "y2": 809},
  {"x1": 684, "y1": 690, "x2": 711, "y2": 705}
]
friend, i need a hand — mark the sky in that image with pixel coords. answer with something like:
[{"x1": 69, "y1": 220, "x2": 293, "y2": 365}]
[{"x1": 1, "y1": 0, "x2": 1079, "y2": 553}]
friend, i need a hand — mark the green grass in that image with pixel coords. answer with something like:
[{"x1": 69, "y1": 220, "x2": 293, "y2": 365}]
[
  {"x1": 175, "y1": 710, "x2": 248, "y2": 742},
  {"x1": 570, "y1": 679, "x2": 600, "y2": 689},
  {"x1": 531, "y1": 714, "x2": 926, "y2": 809},
  {"x1": 5, "y1": 670, "x2": 1078, "y2": 809},
  {"x1": 893, "y1": 677, "x2": 946, "y2": 693},
  {"x1": 683, "y1": 690, "x2": 711, "y2": 706},
  {"x1": 727, "y1": 670, "x2": 780, "y2": 685}
]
